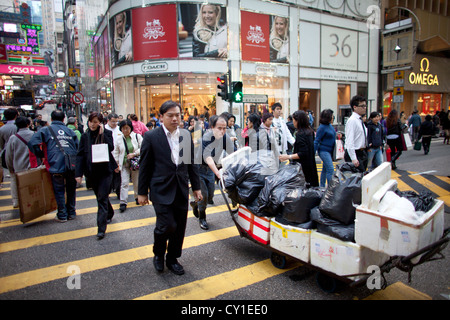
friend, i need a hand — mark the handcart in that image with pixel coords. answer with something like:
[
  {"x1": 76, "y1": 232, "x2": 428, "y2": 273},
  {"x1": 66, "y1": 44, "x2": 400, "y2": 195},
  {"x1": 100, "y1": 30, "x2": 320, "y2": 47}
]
[{"x1": 218, "y1": 156, "x2": 449, "y2": 293}]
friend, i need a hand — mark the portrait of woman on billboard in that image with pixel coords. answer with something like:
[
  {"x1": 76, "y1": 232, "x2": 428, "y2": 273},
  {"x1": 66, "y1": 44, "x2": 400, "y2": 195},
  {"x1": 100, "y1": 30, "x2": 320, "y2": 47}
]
[
  {"x1": 111, "y1": 10, "x2": 132, "y2": 66},
  {"x1": 269, "y1": 15, "x2": 289, "y2": 63},
  {"x1": 192, "y1": 3, "x2": 227, "y2": 58}
]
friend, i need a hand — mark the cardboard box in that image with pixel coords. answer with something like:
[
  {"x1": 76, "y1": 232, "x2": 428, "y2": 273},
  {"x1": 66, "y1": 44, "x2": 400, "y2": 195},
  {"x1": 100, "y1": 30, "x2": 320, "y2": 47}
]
[
  {"x1": 355, "y1": 200, "x2": 444, "y2": 257},
  {"x1": 310, "y1": 230, "x2": 390, "y2": 281},
  {"x1": 16, "y1": 166, "x2": 57, "y2": 223},
  {"x1": 237, "y1": 205, "x2": 270, "y2": 245},
  {"x1": 270, "y1": 219, "x2": 311, "y2": 262}
]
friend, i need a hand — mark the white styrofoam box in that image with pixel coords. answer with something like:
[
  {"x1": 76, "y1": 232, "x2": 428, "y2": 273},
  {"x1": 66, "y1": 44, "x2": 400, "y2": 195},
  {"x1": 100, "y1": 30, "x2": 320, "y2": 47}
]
[
  {"x1": 269, "y1": 219, "x2": 312, "y2": 262},
  {"x1": 361, "y1": 162, "x2": 392, "y2": 208},
  {"x1": 237, "y1": 205, "x2": 270, "y2": 245},
  {"x1": 370, "y1": 179, "x2": 398, "y2": 211},
  {"x1": 310, "y1": 230, "x2": 390, "y2": 281},
  {"x1": 355, "y1": 199, "x2": 444, "y2": 257}
]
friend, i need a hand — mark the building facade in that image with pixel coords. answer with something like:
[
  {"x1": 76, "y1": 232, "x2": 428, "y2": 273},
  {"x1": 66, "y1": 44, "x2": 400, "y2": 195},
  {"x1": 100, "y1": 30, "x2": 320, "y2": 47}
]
[
  {"x1": 381, "y1": 0, "x2": 450, "y2": 119},
  {"x1": 89, "y1": 0, "x2": 380, "y2": 127}
]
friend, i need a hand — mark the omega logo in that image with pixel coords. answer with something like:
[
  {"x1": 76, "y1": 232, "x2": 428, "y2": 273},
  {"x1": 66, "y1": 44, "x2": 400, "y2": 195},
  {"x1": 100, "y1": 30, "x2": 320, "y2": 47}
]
[{"x1": 409, "y1": 57, "x2": 439, "y2": 86}]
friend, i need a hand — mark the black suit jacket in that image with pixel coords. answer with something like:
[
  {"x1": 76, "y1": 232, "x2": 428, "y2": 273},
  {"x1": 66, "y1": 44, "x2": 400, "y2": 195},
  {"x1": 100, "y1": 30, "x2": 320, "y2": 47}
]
[{"x1": 138, "y1": 126, "x2": 200, "y2": 205}]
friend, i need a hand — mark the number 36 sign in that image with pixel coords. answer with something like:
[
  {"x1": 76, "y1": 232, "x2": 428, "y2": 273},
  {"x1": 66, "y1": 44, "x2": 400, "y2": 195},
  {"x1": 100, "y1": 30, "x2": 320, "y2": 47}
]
[{"x1": 321, "y1": 26, "x2": 358, "y2": 71}]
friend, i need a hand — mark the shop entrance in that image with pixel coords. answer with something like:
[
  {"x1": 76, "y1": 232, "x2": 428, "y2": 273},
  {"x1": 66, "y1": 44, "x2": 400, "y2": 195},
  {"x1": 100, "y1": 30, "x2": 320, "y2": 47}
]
[{"x1": 138, "y1": 76, "x2": 180, "y2": 122}]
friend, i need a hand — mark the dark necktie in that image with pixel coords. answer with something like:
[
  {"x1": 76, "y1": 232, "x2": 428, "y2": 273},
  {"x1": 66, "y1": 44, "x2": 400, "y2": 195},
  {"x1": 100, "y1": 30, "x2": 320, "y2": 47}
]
[{"x1": 360, "y1": 117, "x2": 367, "y2": 148}]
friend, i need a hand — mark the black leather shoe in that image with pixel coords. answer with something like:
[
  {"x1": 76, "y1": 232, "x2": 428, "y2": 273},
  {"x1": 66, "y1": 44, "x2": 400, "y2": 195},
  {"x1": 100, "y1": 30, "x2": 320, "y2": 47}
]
[
  {"x1": 199, "y1": 218, "x2": 209, "y2": 230},
  {"x1": 190, "y1": 201, "x2": 199, "y2": 218},
  {"x1": 119, "y1": 204, "x2": 127, "y2": 212},
  {"x1": 166, "y1": 259, "x2": 184, "y2": 275},
  {"x1": 96, "y1": 232, "x2": 105, "y2": 240},
  {"x1": 153, "y1": 256, "x2": 164, "y2": 272}
]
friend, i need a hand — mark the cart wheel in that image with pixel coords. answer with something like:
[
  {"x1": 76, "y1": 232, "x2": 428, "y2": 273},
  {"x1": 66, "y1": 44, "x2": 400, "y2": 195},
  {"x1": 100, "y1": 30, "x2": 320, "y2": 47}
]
[
  {"x1": 315, "y1": 272, "x2": 343, "y2": 293},
  {"x1": 270, "y1": 252, "x2": 287, "y2": 269}
]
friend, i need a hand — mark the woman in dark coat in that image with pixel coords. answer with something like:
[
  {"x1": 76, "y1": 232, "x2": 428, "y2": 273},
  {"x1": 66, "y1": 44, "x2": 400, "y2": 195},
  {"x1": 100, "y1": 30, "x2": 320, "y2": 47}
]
[
  {"x1": 418, "y1": 114, "x2": 435, "y2": 155},
  {"x1": 279, "y1": 110, "x2": 319, "y2": 187},
  {"x1": 75, "y1": 112, "x2": 119, "y2": 239}
]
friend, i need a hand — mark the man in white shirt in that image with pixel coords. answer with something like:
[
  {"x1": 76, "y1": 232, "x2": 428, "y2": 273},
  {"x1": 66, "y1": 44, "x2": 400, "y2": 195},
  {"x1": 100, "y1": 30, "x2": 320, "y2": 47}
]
[
  {"x1": 344, "y1": 95, "x2": 368, "y2": 172},
  {"x1": 105, "y1": 113, "x2": 122, "y2": 197},
  {"x1": 271, "y1": 103, "x2": 295, "y2": 154}
]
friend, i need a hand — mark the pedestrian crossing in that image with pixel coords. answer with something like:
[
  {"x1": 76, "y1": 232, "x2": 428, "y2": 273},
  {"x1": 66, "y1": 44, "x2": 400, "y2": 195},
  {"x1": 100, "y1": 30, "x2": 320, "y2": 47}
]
[{"x1": 0, "y1": 164, "x2": 448, "y2": 300}]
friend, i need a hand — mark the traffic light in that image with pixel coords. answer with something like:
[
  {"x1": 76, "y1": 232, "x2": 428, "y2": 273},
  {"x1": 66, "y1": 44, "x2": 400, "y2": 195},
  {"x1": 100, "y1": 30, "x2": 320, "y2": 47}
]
[
  {"x1": 217, "y1": 74, "x2": 228, "y2": 101},
  {"x1": 231, "y1": 81, "x2": 243, "y2": 103}
]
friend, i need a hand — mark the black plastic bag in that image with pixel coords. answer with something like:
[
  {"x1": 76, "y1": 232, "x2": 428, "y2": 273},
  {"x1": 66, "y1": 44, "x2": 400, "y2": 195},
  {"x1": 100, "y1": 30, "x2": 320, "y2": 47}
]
[
  {"x1": 395, "y1": 190, "x2": 435, "y2": 212},
  {"x1": 281, "y1": 187, "x2": 324, "y2": 224},
  {"x1": 318, "y1": 163, "x2": 363, "y2": 225},
  {"x1": 274, "y1": 215, "x2": 316, "y2": 229},
  {"x1": 256, "y1": 163, "x2": 306, "y2": 217},
  {"x1": 310, "y1": 206, "x2": 355, "y2": 242},
  {"x1": 222, "y1": 151, "x2": 277, "y2": 205}
]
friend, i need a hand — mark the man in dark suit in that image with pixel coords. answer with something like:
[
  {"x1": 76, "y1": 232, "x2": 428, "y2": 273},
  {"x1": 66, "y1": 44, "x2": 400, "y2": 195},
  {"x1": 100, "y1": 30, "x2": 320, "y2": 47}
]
[{"x1": 138, "y1": 100, "x2": 202, "y2": 275}]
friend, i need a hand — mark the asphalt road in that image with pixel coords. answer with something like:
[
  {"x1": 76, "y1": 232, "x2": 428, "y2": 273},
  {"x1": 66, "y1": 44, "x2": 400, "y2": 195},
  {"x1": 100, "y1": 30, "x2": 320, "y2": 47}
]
[{"x1": 0, "y1": 130, "x2": 448, "y2": 307}]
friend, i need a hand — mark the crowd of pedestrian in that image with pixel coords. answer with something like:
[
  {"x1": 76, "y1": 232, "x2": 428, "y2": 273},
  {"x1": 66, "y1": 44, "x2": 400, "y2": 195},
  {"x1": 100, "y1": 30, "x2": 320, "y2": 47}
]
[{"x1": 0, "y1": 99, "x2": 448, "y2": 275}]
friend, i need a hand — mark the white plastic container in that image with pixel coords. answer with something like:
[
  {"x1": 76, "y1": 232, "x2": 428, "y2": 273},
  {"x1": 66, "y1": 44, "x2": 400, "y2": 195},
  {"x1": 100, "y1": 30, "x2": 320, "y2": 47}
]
[
  {"x1": 310, "y1": 231, "x2": 390, "y2": 281},
  {"x1": 269, "y1": 219, "x2": 312, "y2": 262}
]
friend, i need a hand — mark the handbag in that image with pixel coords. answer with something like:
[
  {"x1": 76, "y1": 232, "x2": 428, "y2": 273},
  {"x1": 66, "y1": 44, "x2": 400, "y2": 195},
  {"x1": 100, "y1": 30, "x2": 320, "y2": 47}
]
[
  {"x1": 48, "y1": 126, "x2": 77, "y2": 171},
  {"x1": 123, "y1": 136, "x2": 140, "y2": 171},
  {"x1": 414, "y1": 141, "x2": 422, "y2": 151}
]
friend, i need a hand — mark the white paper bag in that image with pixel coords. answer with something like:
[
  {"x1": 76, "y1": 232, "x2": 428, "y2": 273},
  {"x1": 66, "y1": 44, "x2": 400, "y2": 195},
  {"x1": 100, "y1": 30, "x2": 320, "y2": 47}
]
[
  {"x1": 403, "y1": 133, "x2": 413, "y2": 150},
  {"x1": 91, "y1": 143, "x2": 109, "y2": 163},
  {"x1": 333, "y1": 139, "x2": 345, "y2": 160}
]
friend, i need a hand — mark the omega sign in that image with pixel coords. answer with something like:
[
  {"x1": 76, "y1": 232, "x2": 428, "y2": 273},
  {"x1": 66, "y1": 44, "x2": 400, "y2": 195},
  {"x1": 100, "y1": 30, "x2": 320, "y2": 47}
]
[{"x1": 408, "y1": 58, "x2": 439, "y2": 86}]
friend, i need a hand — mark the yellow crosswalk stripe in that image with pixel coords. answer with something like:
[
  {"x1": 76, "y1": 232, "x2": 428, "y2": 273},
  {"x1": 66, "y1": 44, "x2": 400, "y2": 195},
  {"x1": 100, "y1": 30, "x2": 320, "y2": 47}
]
[
  {"x1": 0, "y1": 205, "x2": 229, "y2": 253},
  {"x1": 0, "y1": 226, "x2": 239, "y2": 295},
  {"x1": 135, "y1": 259, "x2": 299, "y2": 300}
]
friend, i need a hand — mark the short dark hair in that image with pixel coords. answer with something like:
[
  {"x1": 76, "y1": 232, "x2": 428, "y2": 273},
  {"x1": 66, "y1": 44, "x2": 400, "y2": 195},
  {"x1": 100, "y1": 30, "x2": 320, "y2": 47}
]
[
  {"x1": 88, "y1": 111, "x2": 103, "y2": 123},
  {"x1": 262, "y1": 112, "x2": 273, "y2": 123},
  {"x1": 209, "y1": 114, "x2": 228, "y2": 128},
  {"x1": 159, "y1": 100, "x2": 182, "y2": 115},
  {"x1": 107, "y1": 113, "x2": 119, "y2": 120},
  {"x1": 369, "y1": 111, "x2": 379, "y2": 119},
  {"x1": 319, "y1": 109, "x2": 334, "y2": 125},
  {"x1": 51, "y1": 110, "x2": 65, "y2": 121},
  {"x1": 350, "y1": 95, "x2": 366, "y2": 110},
  {"x1": 271, "y1": 102, "x2": 282, "y2": 111},
  {"x1": 15, "y1": 116, "x2": 30, "y2": 129},
  {"x1": 3, "y1": 108, "x2": 19, "y2": 121},
  {"x1": 119, "y1": 119, "x2": 133, "y2": 132}
]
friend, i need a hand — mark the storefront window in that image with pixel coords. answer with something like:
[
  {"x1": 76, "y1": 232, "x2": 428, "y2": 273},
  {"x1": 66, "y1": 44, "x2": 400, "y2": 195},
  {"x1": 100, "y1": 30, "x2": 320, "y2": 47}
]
[
  {"x1": 135, "y1": 73, "x2": 219, "y2": 124},
  {"x1": 417, "y1": 93, "x2": 442, "y2": 116},
  {"x1": 242, "y1": 75, "x2": 289, "y2": 117}
]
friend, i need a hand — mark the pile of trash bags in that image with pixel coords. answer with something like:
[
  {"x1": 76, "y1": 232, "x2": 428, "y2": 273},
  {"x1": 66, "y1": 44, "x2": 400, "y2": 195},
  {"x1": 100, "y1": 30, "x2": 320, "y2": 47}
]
[
  {"x1": 223, "y1": 156, "x2": 365, "y2": 242},
  {"x1": 223, "y1": 155, "x2": 436, "y2": 243}
]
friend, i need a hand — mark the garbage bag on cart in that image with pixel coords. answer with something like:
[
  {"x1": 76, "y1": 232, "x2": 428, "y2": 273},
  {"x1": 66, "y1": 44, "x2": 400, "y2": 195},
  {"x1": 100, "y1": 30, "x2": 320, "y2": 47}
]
[
  {"x1": 319, "y1": 163, "x2": 363, "y2": 225},
  {"x1": 395, "y1": 189, "x2": 435, "y2": 212},
  {"x1": 256, "y1": 163, "x2": 306, "y2": 217},
  {"x1": 311, "y1": 206, "x2": 355, "y2": 242},
  {"x1": 281, "y1": 187, "x2": 324, "y2": 224},
  {"x1": 222, "y1": 150, "x2": 278, "y2": 205}
]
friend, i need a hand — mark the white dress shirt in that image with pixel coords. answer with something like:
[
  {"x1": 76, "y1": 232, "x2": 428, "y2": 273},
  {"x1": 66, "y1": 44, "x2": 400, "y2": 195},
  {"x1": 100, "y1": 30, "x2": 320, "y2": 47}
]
[
  {"x1": 162, "y1": 124, "x2": 180, "y2": 165},
  {"x1": 344, "y1": 112, "x2": 368, "y2": 161}
]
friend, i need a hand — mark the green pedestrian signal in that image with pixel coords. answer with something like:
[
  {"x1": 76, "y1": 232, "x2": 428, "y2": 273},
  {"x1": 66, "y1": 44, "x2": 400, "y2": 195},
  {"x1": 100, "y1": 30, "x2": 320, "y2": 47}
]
[{"x1": 231, "y1": 81, "x2": 243, "y2": 102}]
